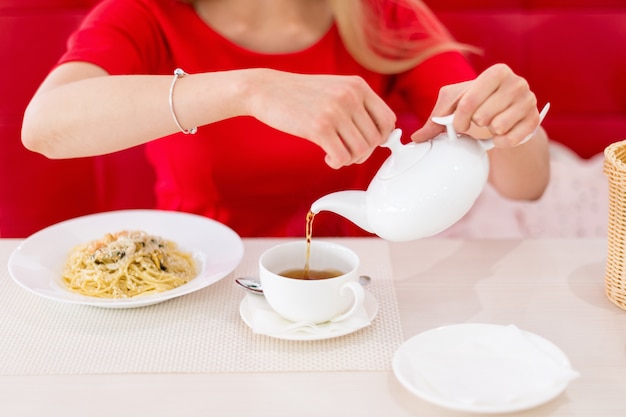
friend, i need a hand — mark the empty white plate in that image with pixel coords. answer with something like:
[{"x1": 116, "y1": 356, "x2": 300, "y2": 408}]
[{"x1": 392, "y1": 323, "x2": 578, "y2": 414}]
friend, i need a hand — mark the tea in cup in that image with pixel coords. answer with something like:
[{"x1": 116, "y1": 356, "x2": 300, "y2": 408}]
[{"x1": 258, "y1": 240, "x2": 364, "y2": 324}]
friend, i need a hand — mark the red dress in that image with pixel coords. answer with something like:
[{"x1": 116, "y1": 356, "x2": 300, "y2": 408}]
[{"x1": 59, "y1": 0, "x2": 476, "y2": 237}]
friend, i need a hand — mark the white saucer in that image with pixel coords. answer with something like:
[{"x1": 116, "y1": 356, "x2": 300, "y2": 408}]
[
  {"x1": 239, "y1": 290, "x2": 378, "y2": 341},
  {"x1": 392, "y1": 323, "x2": 578, "y2": 414}
]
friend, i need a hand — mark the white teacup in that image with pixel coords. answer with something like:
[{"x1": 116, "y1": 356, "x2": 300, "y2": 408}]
[{"x1": 259, "y1": 240, "x2": 364, "y2": 324}]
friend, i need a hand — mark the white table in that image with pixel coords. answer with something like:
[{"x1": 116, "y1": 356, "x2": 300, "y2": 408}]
[{"x1": 1, "y1": 237, "x2": 624, "y2": 416}]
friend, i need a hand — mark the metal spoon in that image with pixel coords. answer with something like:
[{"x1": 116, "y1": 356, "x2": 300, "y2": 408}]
[
  {"x1": 235, "y1": 275, "x2": 372, "y2": 295},
  {"x1": 235, "y1": 278, "x2": 264, "y2": 294}
]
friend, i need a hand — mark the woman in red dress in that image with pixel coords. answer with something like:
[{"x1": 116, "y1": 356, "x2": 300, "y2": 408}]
[{"x1": 22, "y1": 0, "x2": 549, "y2": 237}]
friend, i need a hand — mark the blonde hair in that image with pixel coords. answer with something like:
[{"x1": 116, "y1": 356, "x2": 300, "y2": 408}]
[
  {"x1": 330, "y1": 0, "x2": 477, "y2": 73},
  {"x1": 179, "y1": 0, "x2": 476, "y2": 74}
]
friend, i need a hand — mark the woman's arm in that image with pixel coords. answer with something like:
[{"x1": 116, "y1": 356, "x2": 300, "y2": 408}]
[
  {"x1": 22, "y1": 62, "x2": 397, "y2": 169},
  {"x1": 485, "y1": 127, "x2": 549, "y2": 200},
  {"x1": 22, "y1": 62, "x2": 245, "y2": 158}
]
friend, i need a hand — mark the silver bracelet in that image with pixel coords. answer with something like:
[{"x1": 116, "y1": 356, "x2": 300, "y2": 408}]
[{"x1": 169, "y1": 68, "x2": 197, "y2": 135}]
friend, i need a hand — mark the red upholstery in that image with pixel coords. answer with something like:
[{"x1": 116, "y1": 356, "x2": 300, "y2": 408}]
[
  {"x1": 430, "y1": 1, "x2": 626, "y2": 159},
  {"x1": 0, "y1": 0, "x2": 155, "y2": 237},
  {"x1": 1, "y1": 0, "x2": 624, "y2": 237}
]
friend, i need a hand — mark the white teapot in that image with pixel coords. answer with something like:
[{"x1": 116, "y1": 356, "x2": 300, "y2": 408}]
[{"x1": 310, "y1": 114, "x2": 494, "y2": 241}]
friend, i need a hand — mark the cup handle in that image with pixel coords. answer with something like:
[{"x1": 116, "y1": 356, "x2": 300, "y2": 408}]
[{"x1": 330, "y1": 281, "x2": 365, "y2": 323}]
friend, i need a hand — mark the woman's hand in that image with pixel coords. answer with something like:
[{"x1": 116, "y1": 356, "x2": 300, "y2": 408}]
[
  {"x1": 411, "y1": 63, "x2": 540, "y2": 147},
  {"x1": 410, "y1": 63, "x2": 550, "y2": 201},
  {"x1": 245, "y1": 69, "x2": 397, "y2": 169}
]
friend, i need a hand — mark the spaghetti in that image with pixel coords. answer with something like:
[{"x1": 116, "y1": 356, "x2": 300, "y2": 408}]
[{"x1": 62, "y1": 230, "x2": 196, "y2": 298}]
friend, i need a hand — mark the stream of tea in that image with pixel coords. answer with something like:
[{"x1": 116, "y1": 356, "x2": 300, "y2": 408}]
[
  {"x1": 278, "y1": 210, "x2": 342, "y2": 280},
  {"x1": 304, "y1": 210, "x2": 314, "y2": 277}
]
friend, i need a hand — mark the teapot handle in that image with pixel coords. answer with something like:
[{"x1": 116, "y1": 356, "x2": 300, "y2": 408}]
[
  {"x1": 431, "y1": 114, "x2": 458, "y2": 142},
  {"x1": 432, "y1": 114, "x2": 495, "y2": 151},
  {"x1": 431, "y1": 102, "x2": 549, "y2": 151}
]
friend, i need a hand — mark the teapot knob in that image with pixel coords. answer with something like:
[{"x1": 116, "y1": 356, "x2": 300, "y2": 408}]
[{"x1": 380, "y1": 128, "x2": 403, "y2": 152}]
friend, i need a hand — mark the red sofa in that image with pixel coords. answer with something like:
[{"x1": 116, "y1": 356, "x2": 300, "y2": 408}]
[
  {"x1": 1, "y1": 0, "x2": 625, "y2": 237},
  {"x1": 430, "y1": 0, "x2": 626, "y2": 160},
  {"x1": 0, "y1": 0, "x2": 155, "y2": 237}
]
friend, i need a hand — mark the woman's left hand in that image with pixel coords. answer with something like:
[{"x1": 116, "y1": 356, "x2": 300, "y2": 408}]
[{"x1": 411, "y1": 63, "x2": 540, "y2": 147}]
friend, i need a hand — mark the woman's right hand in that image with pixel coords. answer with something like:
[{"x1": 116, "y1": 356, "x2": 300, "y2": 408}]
[{"x1": 244, "y1": 69, "x2": 397, "y2": 169}]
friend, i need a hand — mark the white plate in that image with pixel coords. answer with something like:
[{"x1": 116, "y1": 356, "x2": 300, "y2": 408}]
[
  {"x1": 8, "y1": 210, "x2": 244, "y2": 308},
  {"x1": 239, "y1": 290, "x2": 378, "y2": 341},
  {"x1": 392, "y1": 323, "x2": 577, "y2": 414}
]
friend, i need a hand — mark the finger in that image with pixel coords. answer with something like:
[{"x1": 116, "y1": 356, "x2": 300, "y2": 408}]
[
  {"x1": 453, "y1": 75, "x2": 503, "y2": 132},
  {"x1": 468, "y1": 93, "x2": 512, "y2": 132},
  {"x1": 454, "y1": 63, "x2": 525, "y2": 134},
  {"x1": 410, "y1": 121, "x2": 444, "y2": 143},
  {"x1": 335, "y1": 95, "x2": 390, "y2": 166},
  {"x1": 336, "y1": 121, "x2": 373, "y2": 165},
  {"x1": 321, "y1": 131, "x2": 352, "y2": 169},
  {"x1": 352, "y1": 106, "x2": 385, "y2": 149},
  {"x1": 324, "y1": 154, "x2": 342, "y2": 170},
  {"x1": 354, "y1": 148, "x2": 374, "y2": 164},
  {"x1": 491, "y1": 113, "x2": 541, "y2": 147},
  {"x1": 324, "y1": 117, "x2": 377, "y2": 168},
  {"x1": 487, "y1": 98, "x2": 538, "y2": 138},
  {"x1": 363, "y1": 90, "x2": 397, "y2": 141},
  {"x1": 467, "y1": 94, "x2": 516, "y2": 139},
  {"x1": 411, "y1": 83, "x2": 469, "y2": 143}
]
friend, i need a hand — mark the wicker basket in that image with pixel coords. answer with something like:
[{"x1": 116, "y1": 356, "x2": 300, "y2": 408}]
[{"x1": 603, "y1": 139, "x2": 626, "y2": 310}]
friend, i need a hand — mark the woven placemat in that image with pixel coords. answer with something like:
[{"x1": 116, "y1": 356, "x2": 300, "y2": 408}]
[{"x1": 0, "y1": 238, "x2": 403, "y2": 375}]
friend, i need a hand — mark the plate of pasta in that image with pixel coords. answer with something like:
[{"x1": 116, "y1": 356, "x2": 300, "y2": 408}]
[{"x1": 8, "y1": 210, "x2": 244, "y2": 308}]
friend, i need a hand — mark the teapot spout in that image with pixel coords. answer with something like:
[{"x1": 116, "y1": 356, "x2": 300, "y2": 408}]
[{"x1": 310, "y1": 191, "x2": 374, "y2": 234}]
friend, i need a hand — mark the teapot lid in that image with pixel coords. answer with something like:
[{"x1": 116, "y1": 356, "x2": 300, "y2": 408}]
[{"x1": 378, "y1": 129, "x2": 431, "y2": 179}]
